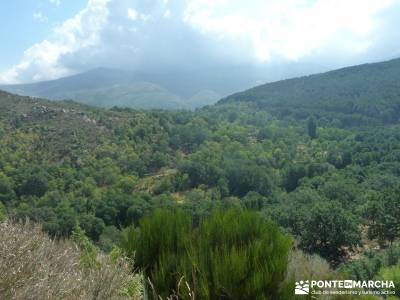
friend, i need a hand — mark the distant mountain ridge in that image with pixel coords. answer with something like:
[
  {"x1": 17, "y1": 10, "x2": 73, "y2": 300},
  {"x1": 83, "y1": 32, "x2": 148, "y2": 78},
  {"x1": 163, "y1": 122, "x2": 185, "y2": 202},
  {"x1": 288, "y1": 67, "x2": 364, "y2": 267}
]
[
  {"x1": 4, "y1": 57, "x2": 395, "y2": 113},
  {"x1": 0, "y1": 68, "x2": 223, "y2": 110},
  {"x1": 0, "y1": 63, "x2": 326, "y2": 110}
]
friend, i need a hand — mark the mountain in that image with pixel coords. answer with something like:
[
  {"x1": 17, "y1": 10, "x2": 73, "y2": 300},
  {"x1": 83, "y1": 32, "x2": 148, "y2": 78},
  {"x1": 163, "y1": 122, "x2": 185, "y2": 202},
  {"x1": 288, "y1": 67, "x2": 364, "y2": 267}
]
[
  {"x1": 49, "y1": 81, "x2": 186, "y2": 110},
  {"x1": 0, "y1": 69, "x2": 192, "y2": 110},
  {"x1": 221, "y1": 58, "x2": 400, "y2": 124},
  {"x1": 0, "y1": 68, "x2": 228, "y2": 110},
  {"x1": 187, "y1": 90, "x2": 221, "y2": 107},
  {"x1": 0, "y1": 63, "x2": 326, "y2": 110}
]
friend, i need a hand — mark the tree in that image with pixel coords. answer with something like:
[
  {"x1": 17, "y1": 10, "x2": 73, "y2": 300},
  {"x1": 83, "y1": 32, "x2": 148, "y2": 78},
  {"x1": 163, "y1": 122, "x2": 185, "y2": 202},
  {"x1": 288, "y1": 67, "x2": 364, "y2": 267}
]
[
  {"x1": 78, "y1": 214, "x2": 105, "y2": 242},
  {"x1": 98, "y1": 225, "x2": 123, "y2": 252},
  {"x1": 242, "y1": 191, "x2": 267, "y2": 210},
  {"x1": 301, "y1": 201, "x2": 360, "y2": 262},
  {"x1": 225, "y1": 162, "x2": 272, "y2": 197},
  {"x1": 284, "y1": 164, "x2": 306, "y2": 192},
  {"x1": 307, "y1": 116, "x2": 317, "y2": 139},
  {"x1": 364, "y1": 188, "x2": 400, "y2": 245},
  {"x1": 126, "y1": 197, "x2": 151, "y2": 224},
  {"x1": 44, "y1": 201, "x2": 77, "y2": 237},
  {"x1": 0, "y1": 173, "x2": 16, "y2": 203},
  {"x1": 18, "y1": 174, "x2": 48, "y2": 198}
]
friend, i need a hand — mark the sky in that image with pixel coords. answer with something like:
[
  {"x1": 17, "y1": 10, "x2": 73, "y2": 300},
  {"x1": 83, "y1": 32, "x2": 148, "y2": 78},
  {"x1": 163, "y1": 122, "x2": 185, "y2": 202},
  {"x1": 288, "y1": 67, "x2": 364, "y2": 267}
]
[{"x1": 0, "y1": 0, "x2": 399, "y2": 84}]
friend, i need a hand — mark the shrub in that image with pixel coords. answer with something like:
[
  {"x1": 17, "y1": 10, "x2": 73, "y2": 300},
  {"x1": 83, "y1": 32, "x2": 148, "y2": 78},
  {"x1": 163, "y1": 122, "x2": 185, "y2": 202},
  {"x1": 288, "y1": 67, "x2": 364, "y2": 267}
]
[
  {"x1": 286, "y1": 250, "x2": 333, "y2": 282},
  {"x1": 0, "y1": 202, "x2": 6, "y2": 221},
  {"x1": 339, "y1": 244, "x2": 400, "y2": 281},
  {"x1": 187, "y1": 209, "x2": 291, "y2": 299},
  {"x1": 122, "y1": 209, "x2": 292, "y2": 299},
  {"x1": 375, "y1": 265, "x2": 400, "y2": 296},
  {"x1": 0, "y1": 220, "x2": 142, "y2": 299},
  {"x1": 124, "y1": 209, "x2": 192, "y2": 298}
]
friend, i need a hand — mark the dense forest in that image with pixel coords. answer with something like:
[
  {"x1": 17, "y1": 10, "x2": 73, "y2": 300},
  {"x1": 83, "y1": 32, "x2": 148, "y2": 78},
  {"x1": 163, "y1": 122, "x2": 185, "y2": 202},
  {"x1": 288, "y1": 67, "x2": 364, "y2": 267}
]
[{"x1": 0, "y1": 58, "x2": 399, "y2": 299}]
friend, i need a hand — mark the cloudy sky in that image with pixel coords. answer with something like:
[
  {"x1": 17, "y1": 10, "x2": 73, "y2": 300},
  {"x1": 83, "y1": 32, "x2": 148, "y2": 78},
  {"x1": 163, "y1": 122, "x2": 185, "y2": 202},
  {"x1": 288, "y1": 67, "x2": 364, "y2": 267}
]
[{"x1": 0, "y1": 0, "x2": 399, "y2": 84}]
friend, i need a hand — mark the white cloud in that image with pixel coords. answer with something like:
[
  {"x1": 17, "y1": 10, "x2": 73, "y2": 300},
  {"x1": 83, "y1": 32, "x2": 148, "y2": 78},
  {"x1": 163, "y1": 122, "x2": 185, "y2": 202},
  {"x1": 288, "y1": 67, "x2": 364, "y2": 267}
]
[
  {"x1": 1, "y1": 0, "x2": 399, "y2": 84},
  {"x1": 184, "y1": 0, "x2": 396, "y2": 62},
  {"x1": 33, "y1": 11, "x2": 48, "y2": 22},
  {"x1": 163, "y1": 9, "x2": 171, "y2": 18},
  {"x1": 0, "y1": 0, "x2": 110, "y2": 84},
  {"x1": 49, "y1": 0, "x2": 61, "y2": 6},
  {"x1": 127, "y1": 8, "x2": 138, "y2": 20},
  {"x1": 128, "y1": 8, "x2": 151, "y2": 22}
]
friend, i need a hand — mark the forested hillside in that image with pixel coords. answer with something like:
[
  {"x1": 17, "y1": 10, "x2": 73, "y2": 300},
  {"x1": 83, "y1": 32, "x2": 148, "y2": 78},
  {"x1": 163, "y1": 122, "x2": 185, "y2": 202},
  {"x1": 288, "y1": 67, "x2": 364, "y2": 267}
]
[
  {"x1": 222, "y1": 58, "x2": 400, "y2": 126},
  {"x1": 1, "y1": 58, "x2": 400, "y2": 298}
]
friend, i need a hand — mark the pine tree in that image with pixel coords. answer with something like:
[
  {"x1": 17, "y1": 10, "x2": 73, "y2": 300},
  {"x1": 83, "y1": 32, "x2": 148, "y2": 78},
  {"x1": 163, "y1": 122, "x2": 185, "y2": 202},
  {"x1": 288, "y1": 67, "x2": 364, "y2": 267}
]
[{"x1": 307, "y1": 116, "x2": 317, "y2": 139}]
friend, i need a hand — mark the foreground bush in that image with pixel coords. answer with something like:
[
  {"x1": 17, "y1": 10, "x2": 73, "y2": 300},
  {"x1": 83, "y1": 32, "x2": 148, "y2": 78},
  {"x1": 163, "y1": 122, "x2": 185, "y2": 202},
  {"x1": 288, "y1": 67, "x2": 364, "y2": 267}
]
[
  {"x1": 0, "y1": 220, "x2": 142, "y2": 300},
  {"x1": 339, "y1": 244, "x2": 400, "y2": 284},
  {"x1": 376, "y1": 265, "x2": 400, "y2": 297},
  {"x1": 122, "y1": 209, "x2": 292, "y2": 299}
]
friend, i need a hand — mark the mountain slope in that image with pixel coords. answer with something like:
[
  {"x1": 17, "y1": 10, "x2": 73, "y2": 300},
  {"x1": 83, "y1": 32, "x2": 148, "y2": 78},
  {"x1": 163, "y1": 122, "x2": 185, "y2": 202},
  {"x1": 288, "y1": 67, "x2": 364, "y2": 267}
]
[
  {"x1": 0, "y1": 69, "x2": 192, "y2": 110},
  {"x1": 0, "y1": 68, "x2": 228, "y2": 110},
  {"x1": 220, "y1": 58, "x2": 400, "y2": 123},
  {"x1": 43, "y1": 81, "x2": 186, "y2": 110},
  {"x1": 0, "y1": 63, "x2": 327, "y2": 110},
  {"x1": 2, "y1": 72, "x2": 400, "y2": 283}
]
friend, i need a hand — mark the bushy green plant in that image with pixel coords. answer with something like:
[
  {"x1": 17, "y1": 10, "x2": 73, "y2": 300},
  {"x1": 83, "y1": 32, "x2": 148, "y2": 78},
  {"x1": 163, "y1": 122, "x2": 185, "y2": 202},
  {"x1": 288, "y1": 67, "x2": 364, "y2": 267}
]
[
  {"x1": 121, "y1": 209, "x2": 292, "y2": 299},
  {"x1": 375, "y1": 265, "x2": 400, "y2": 296},
  {"x1": 184, "y1": 209, "x2": 292, "y2": 300},
  {"x1": 0, "y1": 202, "x2": 6, "y2": 221},
  {"x1": 124, "y1": 209, "x2": 192, "y2": 297},
  {"x1": 71, "y1": 223, "x2": 99, "y2": 269}
]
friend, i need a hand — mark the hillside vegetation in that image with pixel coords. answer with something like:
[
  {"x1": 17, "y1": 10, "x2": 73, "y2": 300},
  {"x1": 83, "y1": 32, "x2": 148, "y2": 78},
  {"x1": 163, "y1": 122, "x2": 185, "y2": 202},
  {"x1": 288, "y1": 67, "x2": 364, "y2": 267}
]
[
  {"x1": 0, "y1": 220, "x2": 142, "y2": 299},
  {"x1": 222, "y1": 58, "x2": 400, "y2": 126},
  {"x1": 0, "y1": 58, "x2": 400, "y2": 298}
]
